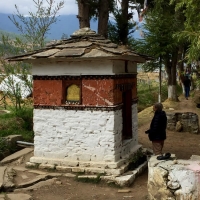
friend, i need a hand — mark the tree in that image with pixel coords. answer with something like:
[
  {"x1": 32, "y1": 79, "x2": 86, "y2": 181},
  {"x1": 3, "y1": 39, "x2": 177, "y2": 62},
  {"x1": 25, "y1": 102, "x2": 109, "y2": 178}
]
[
  {"x1": 132, "y1": 0, "x2": 183, "y2": 101},
  {"x1": 0, "y1": 33, "x2": 33, "y2": 111},
  {"x1": 108, "y1": 7, "x2": 137, "y2": 45},
  {"x1": 98, "y1": 0, "x2": 110, "y2": 37},
  {"x1": 77, "y1": 0, "x2": 90, "y2": 28},
  {"x1": 76, "y1": 0, "x2": 115, "y2": 38},
  {"x1": 0, "y1": 0, "x2": 64, "y2": 112},
  {"x1": 171, "y1": 0, "x2": 200, "y2": 62},
  {"x1": 9, "y1": 0, "x2": 64, "y2": 51}
]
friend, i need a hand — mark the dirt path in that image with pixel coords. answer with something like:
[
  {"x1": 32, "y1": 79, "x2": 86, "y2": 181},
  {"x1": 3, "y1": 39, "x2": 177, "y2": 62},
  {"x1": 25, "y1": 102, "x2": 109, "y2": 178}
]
[
  {"x1": 9, "y1": 91, "x2": 200, "y2": 200},
  {"x1": 139, "y1": 90, "x2": 200, "y2": 160}
]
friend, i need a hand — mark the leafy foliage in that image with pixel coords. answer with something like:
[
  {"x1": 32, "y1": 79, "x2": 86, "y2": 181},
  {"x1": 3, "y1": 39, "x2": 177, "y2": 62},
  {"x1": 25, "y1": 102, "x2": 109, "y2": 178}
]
[
  {"x1": 8, "y1": 0, "x2": 64, "y2": 51},
  {"x1": 108, "y1": 7, "x2": 137, "y2": 44},
  {"x1": 0, "y1": 0, "x2": 64, "y2": 113},
  {"x1": 130, "y1": 0, "x2": 179, "y2": 72},
  {"x1": 0, "y1": 108, "x2": 34, "y2": 142},
  {"x1": 0, "y1": 35, "x2": 32, "y2": 111},
  {"x1": 128, "y1": 148, "x2": 147, "y2": 170},
  {"x1": 137, "y1": 78, "x2": 181, "y2": 111},
  {"x1": 171, "y1": 0, "x2": 200, "y2": 62}
]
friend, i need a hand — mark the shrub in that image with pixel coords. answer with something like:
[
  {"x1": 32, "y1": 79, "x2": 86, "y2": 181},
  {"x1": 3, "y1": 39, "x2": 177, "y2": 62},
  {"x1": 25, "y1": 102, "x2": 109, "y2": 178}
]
[
  {"x1": 0, "y1": 107, "x2": 34, "y2": 142},
  {"x1": 128, "y1": 148, "x2": 147, "y2": 170}
]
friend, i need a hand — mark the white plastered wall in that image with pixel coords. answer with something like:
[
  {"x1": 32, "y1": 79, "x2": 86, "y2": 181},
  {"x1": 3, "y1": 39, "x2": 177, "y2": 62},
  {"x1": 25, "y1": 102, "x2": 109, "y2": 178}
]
[
  {"x1": 30, "y1": 104, "x2": 138, "y2": 168},
  {"x1": 31, "y1": 60, "x2": 137, "y2": 76}
]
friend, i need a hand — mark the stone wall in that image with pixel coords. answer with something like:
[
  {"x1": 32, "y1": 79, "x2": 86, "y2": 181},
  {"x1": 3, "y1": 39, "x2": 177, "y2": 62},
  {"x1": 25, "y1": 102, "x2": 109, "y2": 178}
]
[
  {"x1": 166, "y1": 112, "x2": 199, "y2": 134},
  {"x1": 30, "y1": 104, "x2": 139, "y2": 171}
]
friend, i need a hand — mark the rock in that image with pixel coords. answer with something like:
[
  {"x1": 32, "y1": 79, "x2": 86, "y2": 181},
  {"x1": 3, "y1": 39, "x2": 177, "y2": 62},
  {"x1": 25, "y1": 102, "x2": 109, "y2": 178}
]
[
  {"x1": 72, "y1": 28, "x2": 96, "y2": 36},
  {"x1": 1, "y1": 148, "x2": 33, "y2": 165},
  {"x1": 6, "y1": 193, "x2": 32, "y2": 200},
  {"x1": 117, "y1": 189, "x2": 131, "y2": 193},
  {"x1": 167, "y1": 180, "x2": 180, "y2": 189},
  {"x1": 175, "y1": 121, "x2": 183, "y2": 132}
]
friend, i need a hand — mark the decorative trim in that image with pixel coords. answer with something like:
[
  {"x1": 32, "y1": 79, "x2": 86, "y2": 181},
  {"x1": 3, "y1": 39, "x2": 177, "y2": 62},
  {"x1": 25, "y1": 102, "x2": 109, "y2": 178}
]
[
  {"x1": 116, "y1": 83, "x2": 135, "y2": 91},
  {"x1": 33, "y1": 74, "x2": 137, "y2": 80},
  {"x1": 34, "y1": 99, "x2": 138, "y2": 111}
]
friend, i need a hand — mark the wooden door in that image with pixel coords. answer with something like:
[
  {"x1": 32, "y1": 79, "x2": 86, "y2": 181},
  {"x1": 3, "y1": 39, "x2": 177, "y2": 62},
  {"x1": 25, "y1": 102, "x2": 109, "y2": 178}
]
[{"x1": 122, "y1": 89, "x2": 132, "y2": 139}]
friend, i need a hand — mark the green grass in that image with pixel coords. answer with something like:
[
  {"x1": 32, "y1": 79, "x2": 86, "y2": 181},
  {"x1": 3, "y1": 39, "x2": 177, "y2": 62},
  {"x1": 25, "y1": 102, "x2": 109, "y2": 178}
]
[
  {"x1": 137, "y1": 80, "x2": 182, "y2": 112},
  {"x1": 0, "y1": 107, "x2": 34, "y2": 142}
]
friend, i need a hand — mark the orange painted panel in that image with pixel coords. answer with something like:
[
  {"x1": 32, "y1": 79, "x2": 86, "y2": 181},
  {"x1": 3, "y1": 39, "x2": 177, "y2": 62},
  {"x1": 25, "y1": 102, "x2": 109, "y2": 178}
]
[
  {"x1": 33, "y1": 80, "x2": 63, "y2": 105},
  {"x1": 33, "y1": 77, "x2": 137, "y2": 106},
  {"x1": 82, "y1": 79, "x2": 114, "y2": 106}
]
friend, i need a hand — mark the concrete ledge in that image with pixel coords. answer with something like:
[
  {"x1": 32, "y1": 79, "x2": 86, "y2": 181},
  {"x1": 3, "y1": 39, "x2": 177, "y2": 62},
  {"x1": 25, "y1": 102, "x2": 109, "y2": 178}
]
[
  {"x1": 1, "y1": 148, "x2": 33, "y2": 165},
  {"x1": 25, "y1": 160, "x2": 148, "y2": 187},
  {"x1": 101, "y1": 161, "x2": 148, "y2": 187}
]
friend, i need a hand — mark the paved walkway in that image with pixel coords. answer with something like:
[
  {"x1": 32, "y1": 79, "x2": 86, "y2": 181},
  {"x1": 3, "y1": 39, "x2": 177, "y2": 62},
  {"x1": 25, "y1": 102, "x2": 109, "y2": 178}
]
[{"x1": 0, "y1": 147, "x2": 148, "y2": 200}]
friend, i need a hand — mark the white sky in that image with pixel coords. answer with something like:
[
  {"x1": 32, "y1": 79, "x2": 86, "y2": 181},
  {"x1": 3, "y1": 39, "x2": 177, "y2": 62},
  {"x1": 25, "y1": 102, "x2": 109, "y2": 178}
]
[
  {"x1": 0, "y1": 0, "x2": 140, "y2": 23},
  {"x1": 0, "y1": 0, "x2": 78, "y2": 15}
]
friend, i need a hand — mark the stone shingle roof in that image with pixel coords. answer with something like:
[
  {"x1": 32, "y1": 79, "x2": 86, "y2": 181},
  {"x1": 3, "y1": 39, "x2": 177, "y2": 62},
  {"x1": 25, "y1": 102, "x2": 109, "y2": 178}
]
[{"x1": 7, "y1": 28, "x2": 148, "y2": 63}]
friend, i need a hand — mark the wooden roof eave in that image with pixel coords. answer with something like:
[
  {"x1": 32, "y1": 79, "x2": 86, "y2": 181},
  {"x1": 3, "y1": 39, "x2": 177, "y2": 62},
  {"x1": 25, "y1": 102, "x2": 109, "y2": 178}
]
[
  {"x1": 6, "y1": 54, "x2": 147, "y2": 64},
  {"x1": 5, "y1": 48, "x2": 147, "y2": 64}
]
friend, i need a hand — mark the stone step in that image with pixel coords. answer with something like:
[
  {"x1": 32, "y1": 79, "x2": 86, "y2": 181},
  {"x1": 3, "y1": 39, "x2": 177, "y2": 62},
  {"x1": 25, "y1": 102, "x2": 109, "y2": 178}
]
[
  {"x1": 1, "y1": 148, "x2": 33, "y2": 165},
  {"x1": 6, "y1": 193, "x2": 32, "y2": 200}
]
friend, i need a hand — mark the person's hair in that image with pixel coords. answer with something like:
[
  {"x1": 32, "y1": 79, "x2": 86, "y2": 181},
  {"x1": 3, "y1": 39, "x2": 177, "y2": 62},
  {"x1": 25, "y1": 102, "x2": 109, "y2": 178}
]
[
  {"x1": 185, "y1": 75, "x2": 189, "y2": 79},
  {"x1": 154, "y1": 102, "x2": 163, "y2": 111}
]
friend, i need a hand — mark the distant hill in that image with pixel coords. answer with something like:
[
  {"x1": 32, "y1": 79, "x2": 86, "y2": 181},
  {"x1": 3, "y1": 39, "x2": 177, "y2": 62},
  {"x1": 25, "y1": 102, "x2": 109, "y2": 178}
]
[
  {"x1": 0, "y1": 13, "x2": 97, "y2": 40},
  {"x1": 0, "y1": 13, "x2": 142, "y2": 40}
]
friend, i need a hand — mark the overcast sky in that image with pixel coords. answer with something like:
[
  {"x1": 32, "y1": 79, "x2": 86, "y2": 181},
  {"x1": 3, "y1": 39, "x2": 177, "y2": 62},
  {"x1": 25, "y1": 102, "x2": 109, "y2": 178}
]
[
  {"x1": 0, "y1": 0, "x2": 78, "y2": 15},
  {"x1": 0, "y1": 0, "x2": 140, "y2": 23}
]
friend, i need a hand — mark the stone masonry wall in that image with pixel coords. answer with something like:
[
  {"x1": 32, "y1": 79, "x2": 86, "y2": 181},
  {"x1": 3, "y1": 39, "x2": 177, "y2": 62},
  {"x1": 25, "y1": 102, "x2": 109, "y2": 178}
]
[
  {"x1": 166, "y1": 112, "x2": 199, "y2": 134},
  {"x1": 32, "y1": 104, "x2": 138, "y2": 167}
]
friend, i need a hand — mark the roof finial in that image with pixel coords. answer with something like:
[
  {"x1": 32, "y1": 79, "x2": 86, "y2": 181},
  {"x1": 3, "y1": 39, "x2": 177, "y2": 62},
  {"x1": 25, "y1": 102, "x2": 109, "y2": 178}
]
[{"x1": 71, "y1": 27, "x2": 96, "y2": 37}]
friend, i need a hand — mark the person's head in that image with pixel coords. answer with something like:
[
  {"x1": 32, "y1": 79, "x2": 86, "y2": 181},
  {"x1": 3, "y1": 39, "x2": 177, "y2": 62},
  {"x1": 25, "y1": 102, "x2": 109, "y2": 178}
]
[
  {"x1": 185, "y1": 75, "x2": 189, "y2": 79},
  {"x1": 153, "y1": 102, "x2": 163, "y2": 112}
]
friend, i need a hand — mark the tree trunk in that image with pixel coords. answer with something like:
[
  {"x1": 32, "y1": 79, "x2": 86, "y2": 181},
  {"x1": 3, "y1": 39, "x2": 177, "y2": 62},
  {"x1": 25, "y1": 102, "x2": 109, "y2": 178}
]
[
  {"x1": 177, "y1": 46, "x2": 185, "y2": 94},
  {"x1": 98, "y1": 0, "x2": 109, "y2": 38},
  {"x1": 77, "y1": 0, "x2": 90, "y2": 28},
  {"x1": 166, "y1": 51, "x2": 179, "y2": 101},
  {"x1": 121, "y1": 0, "x2": 129, "y2": 45}
]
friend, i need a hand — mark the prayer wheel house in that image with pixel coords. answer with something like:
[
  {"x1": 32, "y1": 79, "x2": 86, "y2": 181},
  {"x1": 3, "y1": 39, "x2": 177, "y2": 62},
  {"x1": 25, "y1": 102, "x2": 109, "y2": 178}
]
[{"x1": 8, "y1": 28, "x2": 147, "y2": 175}]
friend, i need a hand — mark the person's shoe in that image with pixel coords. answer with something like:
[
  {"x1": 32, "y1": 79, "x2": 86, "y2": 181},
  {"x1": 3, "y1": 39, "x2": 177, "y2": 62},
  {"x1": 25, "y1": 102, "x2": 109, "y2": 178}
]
[
  {"x1": 157, "y1": 155, "x2": 165, "y2": 160},
  {"x1": 157, "y1": 153, "x2": 171, "y2": 160},
  {"x1": 165, "y1": 153, "x2": 171, "y2": 159}
]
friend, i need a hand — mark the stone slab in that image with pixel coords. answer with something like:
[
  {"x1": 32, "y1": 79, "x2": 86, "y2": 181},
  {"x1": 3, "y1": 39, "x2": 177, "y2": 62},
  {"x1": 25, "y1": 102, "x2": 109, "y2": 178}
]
[
  {"x1": 118, "y1": 189, "x2": 131, "y2": 193},
  {"x1": 13, "y1": 166, "x2": 28, "y2": 172},
  {"x1": 17, "y1": 175, "x2": 47, "y2": 188},
  {"x1": 78, "y1": 175, "x2": 98, "y2": 179},
  {"x1": 0, "y1": 167, "x2": 7, "y2": 188},
  {"x1": 63, "y1": 173, "x2": 76, "y2": 178},
  {"x1": 1, "y1": 148, "x2": 33, "y2": 165},
  {"x1": 6, "y1": 193, "x2": 32, "y2": 200},
  {"x1": 190, "y1": 155, "x2": 200, "y2": 161},
  {"x1": 27, "y1": 170, "x2": 47, "y2": 175},
  {"x1": 15, "y1": 178, "x2": 57, "y2": 192}
]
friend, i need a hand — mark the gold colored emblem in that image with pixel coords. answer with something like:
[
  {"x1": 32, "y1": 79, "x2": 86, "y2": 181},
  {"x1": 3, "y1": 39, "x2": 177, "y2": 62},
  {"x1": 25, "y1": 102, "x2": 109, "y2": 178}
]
[{"x1": 66, "y1": 84, "x2": 80, "y2": 101}]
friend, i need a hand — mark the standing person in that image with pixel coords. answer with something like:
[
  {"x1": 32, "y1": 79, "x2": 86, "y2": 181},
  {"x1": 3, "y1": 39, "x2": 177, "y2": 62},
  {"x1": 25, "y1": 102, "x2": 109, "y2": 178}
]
[
  {"x1": 184, "y1": 67, "x2": 191, "y2": 77},
  {"x1": 145, "y1": 103, "x2": 170, "y2": 160},
  {"x1": 183, "y1": 76, "x2": 191, "y2": 100}
]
